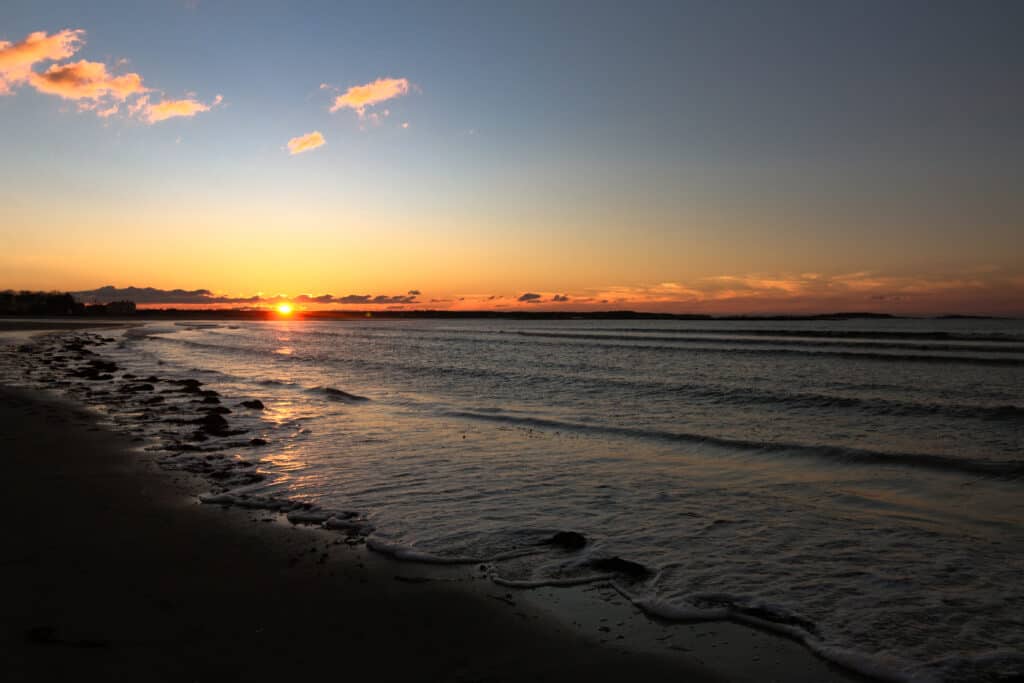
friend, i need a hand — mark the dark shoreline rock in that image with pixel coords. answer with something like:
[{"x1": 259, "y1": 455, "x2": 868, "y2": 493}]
[{"x1": 544, "y1": 531, "x2": 587, "y2": 550}]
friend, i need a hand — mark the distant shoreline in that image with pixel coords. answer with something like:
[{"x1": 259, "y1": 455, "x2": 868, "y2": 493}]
[{"x1": 0, "y1": 310, "x2": 1012, "y2": 321}]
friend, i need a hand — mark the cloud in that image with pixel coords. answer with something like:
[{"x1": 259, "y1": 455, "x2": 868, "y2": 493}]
[
  {"x1": 1, "y1": 28, "x2": 216, "y2": 124},
  {"x1": 372, "y1": 294, "x2": 417, "y2": 304},
  {"x1": 288, "y1": 293, "x2": 420, "y2": 305},
  {"x1": 330, "y1": 77, "x2": 409, "y2": 116},
  {"x1": 28, "y1": 59, "x2": 146, "y2": 101},
  {"x1": 582, "y1": 268, "x2": 1024, "y2": 315},
  {"x1": 329, "y1": 294, "x2": 418, "y2": 305},
  {"x1": 72, "y1": 286, "x2": 421, "y2": 307},
  {"x1": 293, "y1": 294, "x2": 336, "y2": 304},
  {"x1": 286, "y1": 130, "x2": 326, "y2": 155},
  {"x1": 141, "y1": 93, "x2": 221, "y2": 123},
  {"x1": 73, "y1": 286, "x2": 259, "y2": 305},
  {"x1": 0, "y1": 29, "x2": 83, "y2": 94},
  {"x1": 68, "y1": 270, "x2": 1024, "y2": 315},
  {"x1": 336, "y1": 294, "x2": 372, "y2": 304}
]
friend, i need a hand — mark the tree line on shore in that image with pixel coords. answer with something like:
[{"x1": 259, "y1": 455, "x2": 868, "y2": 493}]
[{"x1": 0, "y1": 291, "x2": 135, "y2": 316}]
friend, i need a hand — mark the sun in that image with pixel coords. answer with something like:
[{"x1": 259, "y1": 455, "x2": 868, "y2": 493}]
[{"x1": 276, "y1": 302, "x2": 294, "y2": 315}]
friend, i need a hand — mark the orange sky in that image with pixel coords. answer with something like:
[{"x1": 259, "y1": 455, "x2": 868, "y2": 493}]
[{"x1": 2, "y1": 7, "x2": 1023, "y2": 316}]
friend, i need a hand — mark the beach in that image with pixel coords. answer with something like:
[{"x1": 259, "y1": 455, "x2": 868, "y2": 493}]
[
  {"x1": 0, "y1": 384, "x2": 709, "y2": 682},
  {"x1": 4, "y1": 4, "x2": 1021, "y2": 680},
  {"x1": 0, "y1": 323, "x2": 868, "y2": 683}
]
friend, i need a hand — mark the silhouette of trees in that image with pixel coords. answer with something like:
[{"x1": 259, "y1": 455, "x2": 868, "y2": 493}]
[{"x1": 0, "y1": 290, "x2": 85, "y2": 316}]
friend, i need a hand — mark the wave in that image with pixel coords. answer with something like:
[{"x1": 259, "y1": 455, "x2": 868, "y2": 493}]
[
  {"x1": 594, "y1": 327, "x2": 1024, "y2": 344},
  {"x1": 501, "y1": 335, "x2": 1024, "y2": 367},
  {"x1": 616, "y1": 586, "x2": 916, "y2": 683},
  {"x1": 149, "y1": 332, "x2": 1023, "y2": 421},
  {"x1": 258, "y1": 378, "x2": 300, "y2": 387},
  {"x1": 618, "y1": 586, "x2": 1023, "y2": 682},
  {"x1": 294, "y1": 323, "x2": 1024, "y2": 345},
  {"x1": 506, "y1": 330, "x2": 1024, "y2": 355},
  {"x1": 447, "y1": 410, "x2": 1024, "y2": 478},
  {"x1": 492, "y1": 574, "x2": 615, "y2": 588},
  {"x1": 313, "y1": 386, "x2": 370, "y2": 402},
  {"x1": 148, "y1": 324, "x2": 1024, "y2": 375},
  {"x1": 114, "y1": 327, "x2": 1024, "y2": 436},
  {"x1": 664, "y1": 385, "x2": 1024, "y2": 422},
  {"x1": 269, "y1": 323, "x2": 1024, "y2": 355}
]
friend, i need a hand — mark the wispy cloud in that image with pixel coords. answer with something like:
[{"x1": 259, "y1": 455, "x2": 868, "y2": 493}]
[
  {"x1": 0, "y1": 28, "x2": 216, "y2": 124},
  {"x1": 0, "y1": 29, "x2": 83, "y2": 94},
  {"x1": 28, "y1": 59, "x2": 146, "y2": 101},
  {"x1": 286, "y1": 130, "x2": 326, "y2": 155},
  {"x1": 329, "y1": 77, "x2": 410, "y2": 117},
  {"x1": 141, "y1": 93, "x2": 221, "y2": 123},
  {"x1": 584, "y1": 269, "x2": 1024, "y2": 315}
]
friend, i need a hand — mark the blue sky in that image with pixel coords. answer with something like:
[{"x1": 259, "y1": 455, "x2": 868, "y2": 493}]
[{"x1": 2, "y1": 1, "x2": 1023, "y2": 313}]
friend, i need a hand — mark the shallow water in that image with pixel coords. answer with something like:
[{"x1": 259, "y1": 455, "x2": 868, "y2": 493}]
[{"x1": 4, "y1": 318, "x2": 1023, "y2": 681}]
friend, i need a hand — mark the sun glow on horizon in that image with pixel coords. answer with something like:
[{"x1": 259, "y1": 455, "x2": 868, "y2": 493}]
[{"x1": 276, "y1": 302, "x2": 294, "y2": 315}]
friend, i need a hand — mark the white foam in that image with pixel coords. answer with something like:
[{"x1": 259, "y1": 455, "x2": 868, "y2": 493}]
[
  {"x1": 323, "y1": 515, "x2": 375, "y2": 535},
  {"x1": 625, "y1": 594, "x2": 730, "y2": 621},
  {"x1": 285, "y1": 509, "x2": 334, "y2": 524},
  {"x1": 615, "y1": 585, "x2": 917, "y2": 683},
  {"x1": 492, "y1": 574, "x2": 614, "y2": 589},
  {"x1": 806, "y1": 641, "x2": 917, "y2": 683},
  {"x1": 366, "y1": 538, "x2": 481, "y2": 564}
]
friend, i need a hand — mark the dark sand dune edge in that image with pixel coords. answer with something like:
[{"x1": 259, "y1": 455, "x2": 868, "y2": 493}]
[{"x1": 0, "y1": 385, "x2": 863, "y2": 682}]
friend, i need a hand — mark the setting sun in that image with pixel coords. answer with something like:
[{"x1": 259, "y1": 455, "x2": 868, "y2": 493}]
[{"x1": 276, "y1": 303, "x2": 293, "y2": 315}]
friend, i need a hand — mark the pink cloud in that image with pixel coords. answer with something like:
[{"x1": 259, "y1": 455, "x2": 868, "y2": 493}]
[
  {"x1": 286, "y1": 130, "x2": 326, "y2": 155},
  {"x1": 28, "y1": 59, "x2": 147, "y2": 100},
  {"x1": 429, "y1": 269, "x2": 1024, "y2": 315},
  {"x1": 0, "y1": 29, "x2": 83, "y2": 94},
  {"x1": 0, "y1": 28, "x2": 217, "y2": 124},
  {"x1": 329, "y1": 77, "x2": 410, "y2": 116},
  {"x1": 141, "y1": 93, "x2": 221, "y2": 123},
  {"x1": 579, "y1": 270, "x2": 1024, "y2": 315}
]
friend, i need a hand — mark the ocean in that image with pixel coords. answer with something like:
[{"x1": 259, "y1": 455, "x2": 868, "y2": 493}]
[{"x1": 5, "y1": 317, "x2": 1023, "y2": 681}]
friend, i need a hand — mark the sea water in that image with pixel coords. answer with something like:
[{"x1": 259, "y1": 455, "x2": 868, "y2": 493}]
[{"x1": 4, "y1": 317, "x2": 1023, "y2": 681}]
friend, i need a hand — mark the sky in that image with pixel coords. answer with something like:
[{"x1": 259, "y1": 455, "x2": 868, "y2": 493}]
[{"x1": 2, "y1": 1, "x2": 1023, "y2": 314}]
